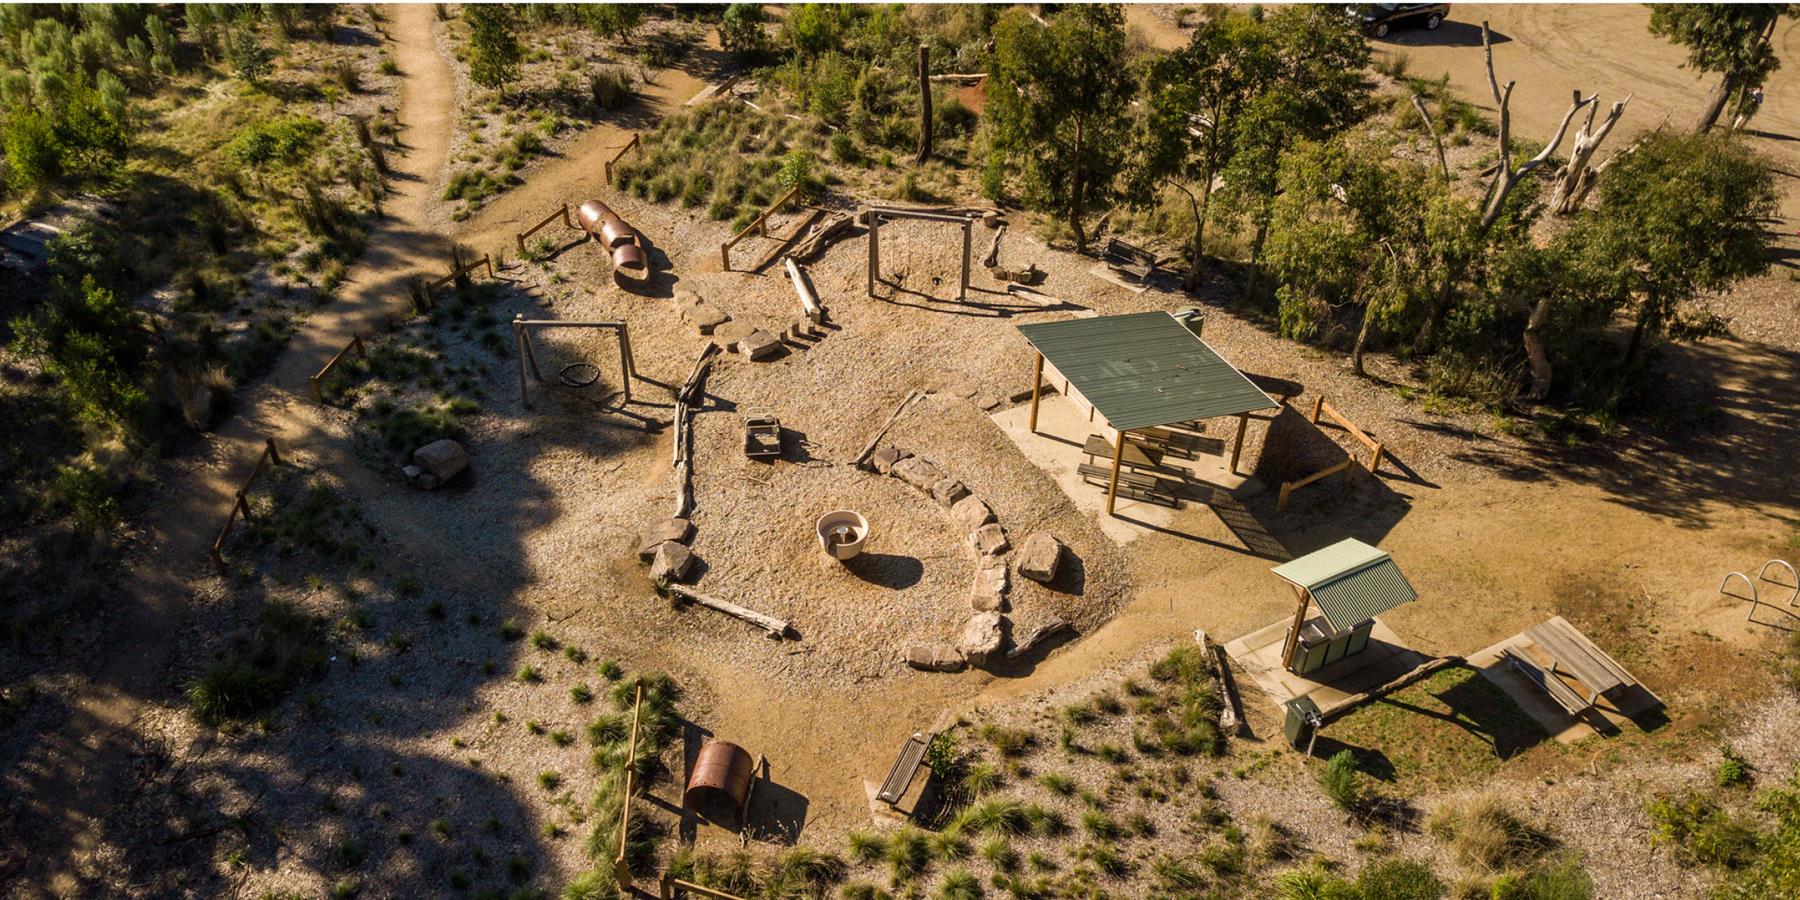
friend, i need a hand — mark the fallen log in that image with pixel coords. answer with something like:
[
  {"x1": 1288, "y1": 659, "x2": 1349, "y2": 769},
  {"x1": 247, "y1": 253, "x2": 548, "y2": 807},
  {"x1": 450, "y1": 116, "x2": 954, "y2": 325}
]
[
  {"x1": 665, "y1": 584, "x2": 791, "y2": 639},
  {"x1": 790, "y1": 211, "x2": 855, "y2": 261},
  {"x1": 853, "y1": 389, "x2": 924, "y2": 470},
  {"x1": 1317, "y1": 655, "x2": 1464, "y2": 723},
  {"x1": 982, "y1": 223, "x2": 1006, "y2": 269},
  {"x1": 785, "y1": 256, "x2": 824, "y2": 325},
  {"x1": 1195, "y1": 630, "x2": 1245, "y2": 738}
]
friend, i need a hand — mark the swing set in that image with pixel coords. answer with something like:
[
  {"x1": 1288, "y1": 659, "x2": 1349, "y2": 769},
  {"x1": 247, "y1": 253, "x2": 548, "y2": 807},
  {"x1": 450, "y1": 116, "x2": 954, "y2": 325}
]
[{"x1": 864, "y1": 206, "x2": 977, "y2": 302}]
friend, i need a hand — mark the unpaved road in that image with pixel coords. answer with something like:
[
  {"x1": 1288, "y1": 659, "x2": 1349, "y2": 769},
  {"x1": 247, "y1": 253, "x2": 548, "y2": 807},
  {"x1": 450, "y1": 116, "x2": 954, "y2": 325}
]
[{"x1": 7, "y1": 6, "x2": 455, "y2": 894}]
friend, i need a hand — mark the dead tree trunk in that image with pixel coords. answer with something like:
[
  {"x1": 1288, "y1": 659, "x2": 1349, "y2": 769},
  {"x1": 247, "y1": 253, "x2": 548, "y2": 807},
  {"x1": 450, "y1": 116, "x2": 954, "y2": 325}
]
[
  {"x1": 1411, "y1": 94, "x2": 1449, "y2": 181},
  {"x1": 1522, "y1": 296, "x2": 1554, "y2": 400},
  {"x1": 1550, "y1": 95, "x2": 1630, "y2": 215},
  {"x1": 1478, "y1": 20, "x2": 1593, "y2": 233},
  {"x1": 914, "y1": 44, "x2": 932, "y2": 165}
]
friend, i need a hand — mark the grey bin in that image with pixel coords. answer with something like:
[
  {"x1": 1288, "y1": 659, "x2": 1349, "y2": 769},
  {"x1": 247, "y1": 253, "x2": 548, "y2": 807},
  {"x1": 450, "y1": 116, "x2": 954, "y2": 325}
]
[{"x1": 1283, "y1": 695, "x2": 1322, "y2": 751}]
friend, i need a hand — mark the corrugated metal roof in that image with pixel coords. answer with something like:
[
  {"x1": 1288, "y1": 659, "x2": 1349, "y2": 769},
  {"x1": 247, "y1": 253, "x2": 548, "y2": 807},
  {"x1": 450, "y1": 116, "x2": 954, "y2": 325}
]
[
  {"x1": 1272, "y1": 538, "x2": 1418, "y2": 632},
  {"x1": 1017, "y1": 312, "x2": 1278, "y2": 430}
]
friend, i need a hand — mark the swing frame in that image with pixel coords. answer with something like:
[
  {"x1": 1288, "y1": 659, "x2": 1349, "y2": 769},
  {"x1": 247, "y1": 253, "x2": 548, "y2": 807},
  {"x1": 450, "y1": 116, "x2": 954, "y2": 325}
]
[
  {"x1": 865, "y1": 206, "x2": 975, "y2": 302},
  {"x1": 512, "y1": 316, "x2": 639, "y2": 408}
]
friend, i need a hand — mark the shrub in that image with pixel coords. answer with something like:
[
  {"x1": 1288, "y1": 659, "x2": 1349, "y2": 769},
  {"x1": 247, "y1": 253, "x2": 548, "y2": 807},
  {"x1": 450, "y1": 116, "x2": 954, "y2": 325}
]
[
  {"x1": 829, "y1": 131, "x2": 860, "y2": 165},
  {"x1": 1427, "y1": 796, "x2": 1551, "y2": 871},
  {"x1": 1320, "y1": 750, "x2": 1361, "y2": 811},
  {"x1": 1493, "y1": 856, "x2": 1595, "y2": 900},
  {"x1": 847, "y1": 829, "x2": 887, "y2": 864},
  {"x1": 570, "y1": 683, "x2": 593, "y2": 704},
  {"x1": 934, "y1": 868, "x2": 981, "y2": 900},
  {"x1": 886, "y1": 826, "x2": 930, "y2": 881},
  {"x1": 186, "y1": 603, "x2": 330, "y2": 725},
  {"x1": 226, "y1": 117, "x2": 325, "y2": 166},
  {"x1": 1647, "y1": 790, "x2": 1762, "y2": 868},
  {"x1": 1719, "y1": 748, "x2": 1753, "y2": 788},
  {"x1": 1355, "y1": 859, "x2": 1443, "y2": 899}
]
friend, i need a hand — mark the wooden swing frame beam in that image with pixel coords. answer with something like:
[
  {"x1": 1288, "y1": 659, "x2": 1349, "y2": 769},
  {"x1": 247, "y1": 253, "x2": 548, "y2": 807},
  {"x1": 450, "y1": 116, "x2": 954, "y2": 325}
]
[{"x1": 865, "y1": 206, "x2": 974, "y2": 302}]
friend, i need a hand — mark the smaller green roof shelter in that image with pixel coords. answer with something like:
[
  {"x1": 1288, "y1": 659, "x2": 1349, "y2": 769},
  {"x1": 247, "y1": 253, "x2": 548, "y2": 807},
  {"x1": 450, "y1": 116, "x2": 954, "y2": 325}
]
[
  {"x1": 1017, "y1": 311, "x2": 1278, "y2": 515},
  {"x1": 1271, "y1": 538, "x2": 1418, "y2": 672}
]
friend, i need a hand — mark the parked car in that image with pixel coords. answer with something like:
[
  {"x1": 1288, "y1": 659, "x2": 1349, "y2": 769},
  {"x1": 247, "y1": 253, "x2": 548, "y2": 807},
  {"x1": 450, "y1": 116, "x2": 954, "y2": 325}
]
[{"x1": 1348, "y1": 3, "x2": 1450, "y2": 39}]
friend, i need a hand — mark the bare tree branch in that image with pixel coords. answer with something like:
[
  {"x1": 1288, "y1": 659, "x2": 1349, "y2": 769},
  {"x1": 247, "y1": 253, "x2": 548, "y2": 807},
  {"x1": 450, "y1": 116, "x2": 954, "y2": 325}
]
[{"x1": 1411, "y1": 95, "x2": 1449, "y2": 180}]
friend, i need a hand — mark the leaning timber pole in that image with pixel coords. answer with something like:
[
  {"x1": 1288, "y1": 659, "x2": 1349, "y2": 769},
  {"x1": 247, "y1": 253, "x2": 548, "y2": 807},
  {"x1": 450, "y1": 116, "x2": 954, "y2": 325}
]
[{"x1": 915, "y1": 43, "x2": 932, "y2": 165}]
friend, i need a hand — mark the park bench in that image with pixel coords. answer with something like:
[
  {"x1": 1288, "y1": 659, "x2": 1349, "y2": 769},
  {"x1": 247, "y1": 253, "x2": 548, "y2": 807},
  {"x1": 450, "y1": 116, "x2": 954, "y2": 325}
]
[
  {"x1": 877, "y1": 732, "x2": 932, "y2": 805},
  {"x1": 1102, "y1": 237, "x2": 1156, "y2": 283},
  {"x1": 1132, "y1": 426, "x2": 1225, "y2": 461}
]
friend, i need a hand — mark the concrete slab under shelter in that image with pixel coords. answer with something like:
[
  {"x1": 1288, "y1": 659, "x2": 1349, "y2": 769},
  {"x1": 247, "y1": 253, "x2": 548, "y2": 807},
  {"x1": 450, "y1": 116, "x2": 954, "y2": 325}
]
[
  {"x1": 1224, "y1": 616, "x2": 1423, "y2": 714},
  {"x1": 991, "y1": 394, "x2": 1252, "y2": 545}
]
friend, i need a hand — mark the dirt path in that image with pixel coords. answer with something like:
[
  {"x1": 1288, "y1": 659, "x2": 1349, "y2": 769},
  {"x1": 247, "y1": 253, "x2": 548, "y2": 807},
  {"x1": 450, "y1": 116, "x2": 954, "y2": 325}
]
[
  {"x1": 453, "y1": 45, "x2": 715, "y2": 255},
  {"x1": 10, "y1": 7, "x2": 456, "y2": 894}
]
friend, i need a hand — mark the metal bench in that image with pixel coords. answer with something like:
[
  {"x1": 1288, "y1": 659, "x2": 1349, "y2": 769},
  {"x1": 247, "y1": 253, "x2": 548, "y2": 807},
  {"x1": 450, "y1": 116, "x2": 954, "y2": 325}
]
[{"x1": 877, "y1": 732, "x2": 932, "y2": 805}]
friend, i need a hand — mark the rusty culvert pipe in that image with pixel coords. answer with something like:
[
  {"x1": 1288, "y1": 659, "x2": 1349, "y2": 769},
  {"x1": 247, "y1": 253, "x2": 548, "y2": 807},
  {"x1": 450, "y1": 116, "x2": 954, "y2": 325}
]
[
  {"x1": 576, "y1": 200, "x2": 627, "y2": 241},
  {"x1": 599, "y1": 217, "x2": 637, "y2": 249},
  {"x1": 684, "y1": 740, "x2": 755, "y2": 810},
  {"x1": 612, "y1": 240, "x2": 647, "y2": 274}
]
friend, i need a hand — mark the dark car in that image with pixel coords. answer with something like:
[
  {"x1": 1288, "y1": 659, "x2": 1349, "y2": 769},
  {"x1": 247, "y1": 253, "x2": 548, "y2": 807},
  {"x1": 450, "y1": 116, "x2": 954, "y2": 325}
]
[{"x1": 1349, "y1": 3, "x2": 1450, "y2": 39}]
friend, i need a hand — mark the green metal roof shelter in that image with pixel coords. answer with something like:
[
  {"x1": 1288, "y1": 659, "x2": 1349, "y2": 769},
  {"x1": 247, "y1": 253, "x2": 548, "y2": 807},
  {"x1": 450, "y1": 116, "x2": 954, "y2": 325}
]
[
  {"x1": 1271, "y1": 538, "x2": 1418, "y2": 672},
  {"x1": 1017, "y1": 311, "x2": 1279, "y2": 515}
]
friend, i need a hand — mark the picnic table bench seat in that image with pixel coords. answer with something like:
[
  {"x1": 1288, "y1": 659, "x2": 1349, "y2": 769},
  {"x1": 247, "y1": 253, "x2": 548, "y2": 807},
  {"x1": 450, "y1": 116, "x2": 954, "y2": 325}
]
[
  {"x1": 1132, "y1": 427, "x2": 1225, "y2": 460},
  {"x1": 1504, "y1": 616, "x2": 1642, "y2": 717},
  {"x1": 1076, "y1": 463, "x2": 1181, "y2": 507},
  {"x1": 1502, "y1": 647, "x2": 1590, "y2": 715}
]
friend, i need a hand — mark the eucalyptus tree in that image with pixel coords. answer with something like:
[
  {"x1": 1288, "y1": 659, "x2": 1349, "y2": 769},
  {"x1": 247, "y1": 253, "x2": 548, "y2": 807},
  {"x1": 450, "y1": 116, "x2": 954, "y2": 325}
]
[{"x1": 985, "y1": 4, "x2": 1133, "y2": 253}]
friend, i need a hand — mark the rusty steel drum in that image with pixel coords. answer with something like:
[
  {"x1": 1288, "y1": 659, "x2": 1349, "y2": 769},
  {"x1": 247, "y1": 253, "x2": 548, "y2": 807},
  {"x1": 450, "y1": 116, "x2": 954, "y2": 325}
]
[
  {"x1": 611, "y1": 240, "x2": 647, "y2": 274},
  {"x1": 684, "y1": 740, "x2": 755, "y2": 810}
]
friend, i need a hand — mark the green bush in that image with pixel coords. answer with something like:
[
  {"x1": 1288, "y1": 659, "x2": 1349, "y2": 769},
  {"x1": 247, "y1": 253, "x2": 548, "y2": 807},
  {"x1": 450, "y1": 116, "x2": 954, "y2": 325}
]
[
  {"x1": 1647, "y1": 789, "x2": 1762, "y2": 868},
  {"x1": 1320, "y1": 750, "x2": 1362, "y2": 811},
  {"x1": 589, "y1": 67, "x2": 633, "y2": 110},
  {"x1": 1354, "y1": 858, "x2": 1443, "y2": 900},
  {"x1": 226, "y1": 117, "x2": 325, "y2": 166},
  {"x1": 186, "y1": 602, "x2": 330, "y2": 725}
]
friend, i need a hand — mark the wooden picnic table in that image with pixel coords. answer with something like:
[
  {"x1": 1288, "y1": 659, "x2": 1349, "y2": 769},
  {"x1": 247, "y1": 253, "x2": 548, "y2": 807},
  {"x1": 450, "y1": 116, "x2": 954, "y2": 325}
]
[
  {"x1": 1524, "y1": 616, "x2": 1630, "y2": 701},
  {"x1": 1083, "y1": 434, "x2": 1164, "y2": 471}
]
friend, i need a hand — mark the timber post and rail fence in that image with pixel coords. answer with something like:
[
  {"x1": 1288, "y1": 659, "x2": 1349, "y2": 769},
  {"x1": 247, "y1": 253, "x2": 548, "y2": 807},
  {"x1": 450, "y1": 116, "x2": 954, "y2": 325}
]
[
  {"x1": 308, "y1": 335, "x2": 367, "y2": 404},
  {"x1": 719, "y1": 184, "x2": 802, "y2": 271},
  {"x1": 209, "y1": 438, "x2": 282, "y2": 576},
  {"x1": 514, "y1": 203, "x2": 575, "y2": 256},
  {"x1": 603, "y1": 132, "x2": 642, "y2": 184}
]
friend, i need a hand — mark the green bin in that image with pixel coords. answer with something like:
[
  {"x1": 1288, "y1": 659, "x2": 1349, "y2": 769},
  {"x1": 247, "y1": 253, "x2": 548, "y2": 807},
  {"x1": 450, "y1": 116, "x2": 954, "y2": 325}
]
[{"x1": 1283, "y1": 696, "x2": 1322, "y2": 750}]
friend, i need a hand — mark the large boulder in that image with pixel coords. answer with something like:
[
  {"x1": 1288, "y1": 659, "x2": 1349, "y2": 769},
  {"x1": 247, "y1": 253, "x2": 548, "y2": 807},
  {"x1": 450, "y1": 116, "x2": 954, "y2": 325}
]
[
  {"x1": 679, "y1": 298, "x2": 731, "y2": 335},
  {"x1": 413, "y1": 439, "x2": 468, "y2": 485},
  {"x1": 739, "y1": 329, "x2": 782, "y2": 361},
  {"x1": 930, "y1": 478, "x2": 970, "y2": 509},
  {"x1": 891, "y1": 456, "x2": 942, "y2": 491},
  {"x1": 970, "y1": 561, "x2": 1009, "y2": 612},
  {"x1": 1016, "y1": 532, "x2": 1064, "y2": 583},
  {"x1": 870, "y1": 447, "x2": 907, "y2": 475},
  {"x1": 968, "y1": 522, "x2": 1010, "y2": 557},
  {"x1": 950, "y1": 495, "x2": 995, "y2": 531},
  {"x1": 904, "y1": 643, "x2": 967, "y2": 673},
  {"x1": 637, "y1": 518, "x2": 693, "y2": 559},
  {"x1": 649, "y1": 541, "x2": 693, "y2": 587},
  {"x1": 959, "y1": 612, "x2": 1006, "y2": 667}
]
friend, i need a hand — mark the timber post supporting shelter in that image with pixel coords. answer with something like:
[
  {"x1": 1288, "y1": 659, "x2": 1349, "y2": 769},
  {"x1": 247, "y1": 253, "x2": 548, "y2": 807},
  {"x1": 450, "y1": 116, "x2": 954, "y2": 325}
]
[
  {"x1": 511, "y1": 317, "x2": 639, "y2": 408},
  {"x1": 514, "y1": 203, "x2": 575, "y2": 255},
  {"x1": 864, "y1": 206, "x2": 975, "y2": 301},
  {"x1": 1272, "y1": 539, "x2": 1418, "y2": 675},
  {"x1": 209, "y1": 438, "x2": 282, "y2": 576},
  {"x1": 719, "y1": 184, "x2": 802, "y2": 271},
  {"x1": 603, "y1": 132, "x2": 641, "y2": 184},
  {"x1": 1311, "y1": 396, "x2": 1384, "y2": 475},
  {"x1": 308, "y1": 334, "x2": 367, "y2": 404},
  {"x1": 613, "y1": 679, "x2": 644, "y2": 892},
  {"x1": 1016, "y1": 312, "x2": 1279, "y2": 518}
]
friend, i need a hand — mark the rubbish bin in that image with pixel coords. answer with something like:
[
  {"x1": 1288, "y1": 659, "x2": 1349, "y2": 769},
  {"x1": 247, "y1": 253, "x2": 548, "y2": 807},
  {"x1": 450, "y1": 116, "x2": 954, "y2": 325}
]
[
  {"x1": 1283, "y1": 696, "x2": 1322, "y2": 751},
  {"x1": 1172, "y1": 305, "x2": 1205, "y2": 339}
]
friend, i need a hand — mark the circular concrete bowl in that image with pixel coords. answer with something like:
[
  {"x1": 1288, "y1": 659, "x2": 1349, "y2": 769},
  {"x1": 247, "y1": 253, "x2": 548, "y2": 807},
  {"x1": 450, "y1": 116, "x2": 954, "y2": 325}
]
[{"x1": 816, "y1": 510, "x2": 869, "y2": 561}]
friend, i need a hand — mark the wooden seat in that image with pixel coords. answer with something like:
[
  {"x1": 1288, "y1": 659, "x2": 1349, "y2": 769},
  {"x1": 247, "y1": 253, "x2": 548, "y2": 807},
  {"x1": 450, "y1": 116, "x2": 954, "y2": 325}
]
[
  {"x1": 1077, "y1": 463, "x2": 1181, "y2": 507},
  {"x1": 877, "y1": 733, "x2": 931, "y2": 804},
  {"x1": 1133, "y1": 427, "x2": 1225, "y2": 460},
  {"x1": 1503, "y1": 647, "x2": 1589, "y2": 715}
]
